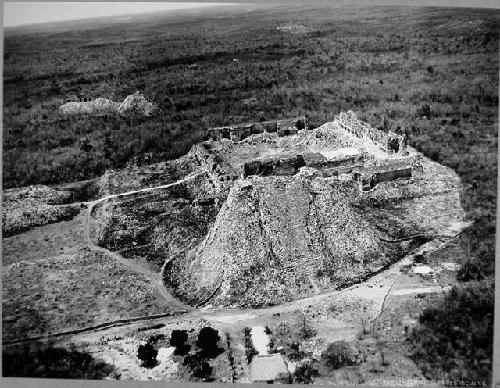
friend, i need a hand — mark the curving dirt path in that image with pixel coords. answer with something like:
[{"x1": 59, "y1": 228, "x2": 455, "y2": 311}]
[{"x1": 84, "y1": 172, "x2": 206, "y2": 312}]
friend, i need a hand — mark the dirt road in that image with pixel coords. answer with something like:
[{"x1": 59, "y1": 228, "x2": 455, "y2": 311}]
[{"x1": 84, "y1": 172, "x2": 205, "y2": 312}]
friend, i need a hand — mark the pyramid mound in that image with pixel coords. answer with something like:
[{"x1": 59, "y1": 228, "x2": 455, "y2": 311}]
[
  {"x1": 89, "y1": 112, "x2": 466, "y2": 309},
  {"x1": 165, "y1": 170, "x2": 399, "y2": 307}
]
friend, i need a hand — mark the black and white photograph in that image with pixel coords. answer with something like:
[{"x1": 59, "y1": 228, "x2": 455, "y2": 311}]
[{"x1": 1, "y1": 0, "x2": 499, "y2": 386}]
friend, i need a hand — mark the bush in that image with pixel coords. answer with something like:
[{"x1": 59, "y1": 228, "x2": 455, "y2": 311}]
[
  {"x1": 243, "y1": 327, "x2": 258, "y2": 363},
  {"x1": 297, "y1": 313, "x2": 317, "y2": 340},
  {"x1": 293, "y1": 361, "x2": 319, "y2": 384},
  {"x1": 137, "y1": 342, "x2": 158, "y2": 368},
  {"x1": 457, "y1": 261, "x2": 484, "y2": 282},
  {"x1": 183, "y1": 353, "x2": 214, "y2": 382},
  {"x1": 287, "y1": 341, "x2": 306, "y2": 361},
  {"x1": 322, "y1": 341, "x2": 362, "y2": 370}
]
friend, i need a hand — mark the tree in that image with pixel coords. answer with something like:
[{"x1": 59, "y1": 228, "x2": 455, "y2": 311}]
[
  {"x1": 196, "y1": 327, "x2": 222, "y2": 359},
  {"x1": 170, "y1": 329, "x2": 190, "y2": 355},
  {"x1": 137, "y1": 343, "x2": 158, "y2": 368},
  {"x1": 293, "y1": 361, "x2": 319, "y2": 384},
  {"x1": 183, "y1": 354, "x2": 213, "y2": 381},
  {"x1": 298, "y1": 313, "x2": 316, "y2": 340},
  {"x1": 322, "y1": 341, "x2": 362, "y2": 370}
]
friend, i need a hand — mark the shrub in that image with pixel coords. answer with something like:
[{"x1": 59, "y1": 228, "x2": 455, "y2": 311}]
[
  {"x1": 457, "y1": 261, "x2": 484, "y2": 282},
  {"x1": 148, "y1": 333, "x2": 166, "y2": 343},
  {"x1": 183, "y1": 353, "x2": 214, "y2": 382},
  {"x1": 287, "y1": 341, "x2": 306, "y2": 361},
  {"x1": 293, "y1": 361, "x2": 319, "y2": 384},
  {"x1": 322, "y1": 341, "x2": 361, "y2": 370},
  {"x1": 243, "y1": 327, "x2": 258, "y2": 363},
  {"x1": 297, "y1": 313, "x2": 317, "y2": 340},
  {"x1": 137, "y1": 343, "x2": 158, "y2": 368}
]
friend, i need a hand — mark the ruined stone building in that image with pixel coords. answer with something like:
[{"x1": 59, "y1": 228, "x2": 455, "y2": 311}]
[
  {"x1": 204, "y1": 110, "x2": 416, "y2": 192},
  {"x1": 77, "y1": 94, "x2": 93, "y2": 102},
  {"x1": 208, "y1": 116, "x2": 307, "y2": 142},
  {"x1": 336, "y1": 110, "x2": 407, "y2": 155}
]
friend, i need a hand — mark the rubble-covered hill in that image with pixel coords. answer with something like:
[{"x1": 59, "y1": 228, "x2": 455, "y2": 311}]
[
  {"x1": 88, "y1": 117, "x2": 466, "y2": 309},
  {"x1": 165, "y1": 170, "x2": 400, "y2": 307},
  {"x1": 164, "y1": 153, "x2": 464, "y2": 308},
  {"x1": 90, "y1": 171, "x2": 223, "y2": 272}
]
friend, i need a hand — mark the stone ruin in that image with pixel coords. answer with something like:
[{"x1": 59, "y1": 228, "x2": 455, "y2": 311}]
[
  {"x1": 207, "y1": 110, "x2": 417, "y2": 192},
  {"x1": 207, "y1": 116, "x2": 307, "y2": 142},
  {"x1": 59, "y1": 91, "x2": 159, "y2": 117},
  {"x1": 335, "y1": 110, "x2": 407, "y2": 155}
]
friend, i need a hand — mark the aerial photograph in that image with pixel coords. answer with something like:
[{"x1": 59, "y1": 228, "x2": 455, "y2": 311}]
[{"x1": 2, "y1": 0, "x2": 498, "y2": 385}]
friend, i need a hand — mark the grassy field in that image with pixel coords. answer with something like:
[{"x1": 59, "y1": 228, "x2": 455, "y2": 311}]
[{"x1": 3, "y1": 3, "x2": 498, "y2": 383}]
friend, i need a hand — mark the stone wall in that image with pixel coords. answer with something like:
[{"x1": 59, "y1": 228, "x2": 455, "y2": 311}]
[
  {"x1": 243, "y1": 151, "x2": 369, "y2": 179},
  {"x1": 208, "y1": 116, "x2": 307, "y2": 143},
  {"x1": 354, "y1": 159, "x2": 414, "y2": 191},
  {"x1": 243, "y1": 155, "x2": 305, "y2": 177}
]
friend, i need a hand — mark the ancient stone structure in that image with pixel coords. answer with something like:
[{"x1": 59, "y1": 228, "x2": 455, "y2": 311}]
[
  {"x1": 190, "y1": 143, "x2": 239, "y2": 191},
  {"x1": 243, "y1": 155, "x2": 306, "y2": 177},
  {"x1": 335, "y1": 110, "x2": 407, "y2": 155},
  {"x1": 78, "y1": 94, "x2": 92, "y2": 102},
  {"x1": 208, "y1": 116, "x2": 307, "y2": 142},
  {"x1": 354, "y1": 164, "x2": 413, "y2": 191},
  {"x1": 59, "y1": 91, "x2": 158, "y2": 117}
]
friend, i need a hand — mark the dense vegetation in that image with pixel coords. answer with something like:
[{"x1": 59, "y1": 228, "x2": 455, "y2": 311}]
[
  {"x1": 3, "y1": 3, "x2": 498, "y2": 383},
  {"x1": 408, "y1": 282, "x2": 494, "y2": 384},
  {"x1": 4, "y1": 5, "x2": 498, "y2": 192},
  {"x1": 2, "y1": 341, "x2": 116, "y2": 379}
]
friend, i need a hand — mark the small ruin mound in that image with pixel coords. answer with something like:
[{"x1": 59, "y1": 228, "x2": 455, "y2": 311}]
[{"x1": 58, "y1": 91, "x2": 158, "y2": 117}]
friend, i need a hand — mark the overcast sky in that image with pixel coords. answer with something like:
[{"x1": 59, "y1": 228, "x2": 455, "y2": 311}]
[
  {"x1": 4, "y1": 1, "x2": 498, "y2": 27},
  {"x1": 3, "y1": 2, "x2": 228, "y2": 27}
]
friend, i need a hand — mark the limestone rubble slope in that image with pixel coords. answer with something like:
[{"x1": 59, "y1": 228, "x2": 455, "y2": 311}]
[
  {"x1": 166, "y1": 171, "x2": 391, "y2": 307},
  {"x1": 165, "y1": 151, "x2": 464, "y2": 308}
]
